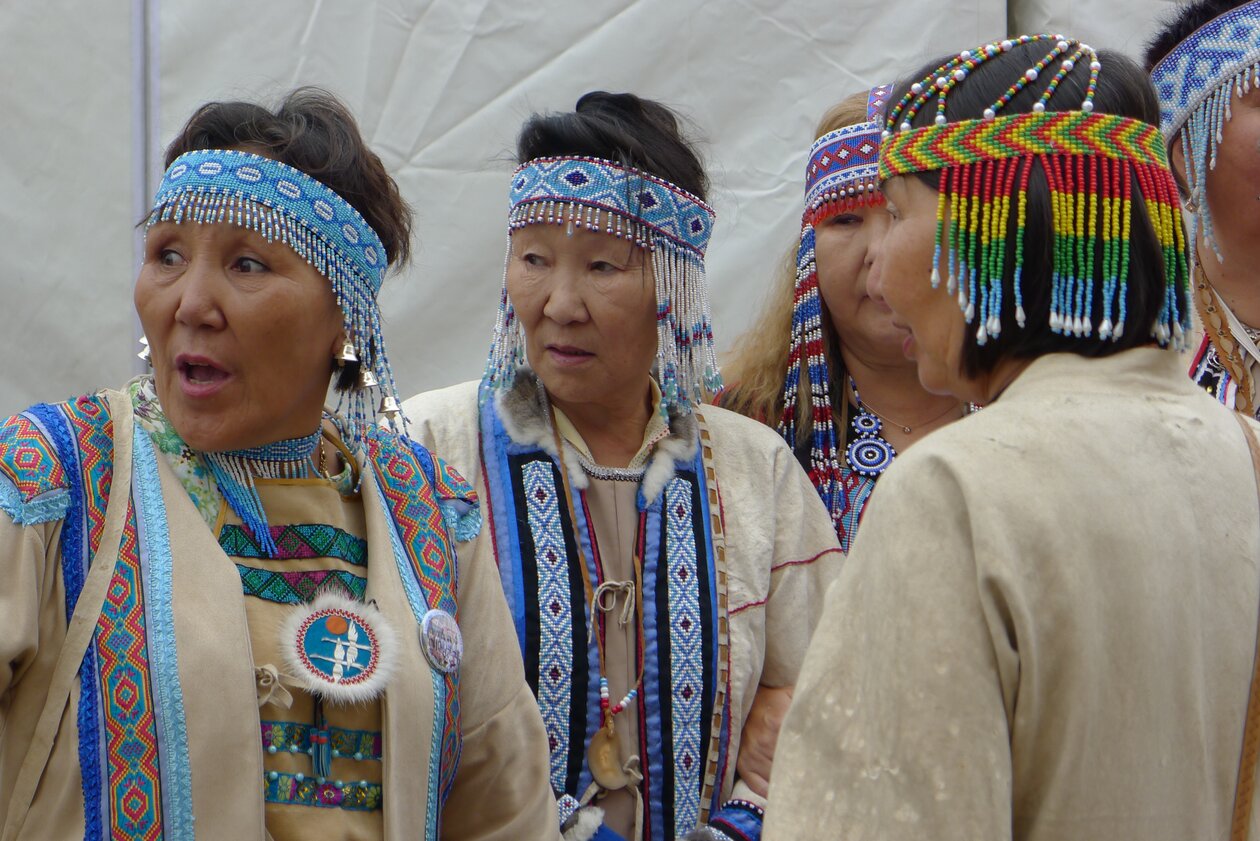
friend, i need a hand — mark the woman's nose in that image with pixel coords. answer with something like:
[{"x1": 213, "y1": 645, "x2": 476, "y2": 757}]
[
  {"x1": 541, "y1": 266, "x2": 589, "y2": 325},
  {"x1": 173, "y1": 257, "x2": 227, "y2": 330}
]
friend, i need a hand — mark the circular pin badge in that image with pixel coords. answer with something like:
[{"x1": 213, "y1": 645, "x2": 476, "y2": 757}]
[
  {"x1": 281, "y1": 593, "x2": 397, "y2": 704},
  {"x1": 419, "y1": 608, "x2": 463, "y2": 674}
]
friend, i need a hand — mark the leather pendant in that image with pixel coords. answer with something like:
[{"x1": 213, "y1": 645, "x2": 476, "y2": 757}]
[{"x1": 587, "y1": 723, "x2": 633, "y2": 791}]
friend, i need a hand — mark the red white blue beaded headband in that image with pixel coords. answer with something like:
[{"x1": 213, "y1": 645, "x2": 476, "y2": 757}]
[
  {"x1": 781, "y1": 84, "x2": 892, "y2": 531},
  {"x1": 1150, "y1": 0, "x2": 1260, "y2": 261},
  {"x1": 879, "y1": 35, "x2": 1190, "y2": 349},
  {"x1": 148, "y1": 149, "x2": 405, "y2": 446},
  {"x1": 484, "y1": 156, "x2": 722, "y2": 414}
]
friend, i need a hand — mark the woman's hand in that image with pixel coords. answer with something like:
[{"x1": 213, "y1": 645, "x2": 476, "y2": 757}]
[{"x1": 736, "y1": 683, "x2": 794, "y2": 798}]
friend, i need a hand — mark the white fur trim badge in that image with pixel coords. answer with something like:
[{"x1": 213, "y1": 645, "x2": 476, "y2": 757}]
[{"x1": 281, "y1": 593, "x2": 398, "y2": 704}]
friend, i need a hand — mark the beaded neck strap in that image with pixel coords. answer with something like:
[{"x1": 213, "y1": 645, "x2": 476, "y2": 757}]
[
  {"x1": 148, "y1": 149, "x2": 405, "y2": 449},
  {"x1": 779, "y1": 84, "x2": 892, "y2": 534},
  {"x1": 484, "y1": 156, "x2": 721, "y2": 415},
  {"x1": 203, "y1": 430, "x2": 322, "y2": 557},
  {"x1": 1150, "y1": 0, "x2": 1260, "y2": 262},
  {"x1": 879, "y1": 34, "x2": 1189, "y2": 349}
]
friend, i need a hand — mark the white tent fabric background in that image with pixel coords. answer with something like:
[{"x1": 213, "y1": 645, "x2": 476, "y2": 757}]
[{"x1": 2, "y1": 0, "x2": 1178, "y2": 417}]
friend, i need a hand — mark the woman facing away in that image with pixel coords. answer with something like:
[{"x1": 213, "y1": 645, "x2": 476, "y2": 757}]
[
  {"x1": 719, "y1": 84, "x2": 970, "y2": 801},
  {"x1": 764, "y1": 36, "x2": 1260, "y2": 841},
  {"x1": 404, "y1": 91, "x2": 841, "y2": 841},
  {"x1": 0, "y1": 89, "x2": 560, "y2": 840}
]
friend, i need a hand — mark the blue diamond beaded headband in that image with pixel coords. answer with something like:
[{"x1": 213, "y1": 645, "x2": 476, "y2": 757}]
[
  {"x1": 1150, "y1": 0, "x2": 1260, "y2": 261},
  {"x1": 147, "y1": 148, "x2": 404, "y2": 447},
  {"x1": 484, "y1": 156, "x2": 722, "y2": 414}
]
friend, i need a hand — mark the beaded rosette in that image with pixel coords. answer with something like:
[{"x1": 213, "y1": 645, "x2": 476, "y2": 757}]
[
  {"x1": 1151, "y1": 0, "x2": 1260, "y2": 261},
  {"x1": 779, "y1": 85, "x2": 891, "y2": 529},
  {"x1": 879, "y1": 35, "x2": 1190, "y2": 348},
  {"x1": 147, "y1": 149, "x2": 405, "y2": 450},
  {"x1": 482, "y1": 156, "x2": 720, "y2": 413}
]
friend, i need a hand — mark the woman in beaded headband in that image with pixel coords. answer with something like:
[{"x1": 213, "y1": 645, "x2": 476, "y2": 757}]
[
  {"x1": 764, "y1": 39, "x2": 1260, "y2": 840},
  {"x1": 0, "y1": 88, "x2": 563, "y2": 840},
  {"x1": 1147, "y1": 0, "x2": 1260, "y2": 417},
  {"x1": 723, "y1": 86, "x2": 967, "y2": 554},
  {"x1": 405, "y1": 91, "x2": 840, "y2": 841}
]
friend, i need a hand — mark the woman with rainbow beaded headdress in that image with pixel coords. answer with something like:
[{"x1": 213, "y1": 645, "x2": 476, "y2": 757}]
[
  {"x1": 1147, "y1": 0, "x2": 1260, "y2": 417},
  {"x1": 762, "y1": 36, "x2": 1260, "y2": 840},
  {"x1": 0, "y1": 88, "x2": 561, "y2": 840},
  {"x1": 720, "y1": 87, "x2": 971, "y2": 793},
  {"x1": 405, "y1": 91, "x2": 840, "y2": 841}
]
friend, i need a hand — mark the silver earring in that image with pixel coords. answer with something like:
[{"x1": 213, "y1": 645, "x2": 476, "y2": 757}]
[
  {"x1": 335, "y1": 340, "x2": 358, "y2": 365},
  {"x1": 137, "y1": 336, "x2": 152, "y2": 365},
  {"x1": 359, "y1": 367, "x2": 379, "y2": 389}
]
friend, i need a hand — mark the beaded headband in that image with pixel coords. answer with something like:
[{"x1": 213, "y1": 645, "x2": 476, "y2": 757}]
[
  {"x1": 483, "y1": 155, "x2": 721, "y2": 413},
  {"x1": 880, "y1": 35, "x2": 1189, "y2": 348},
  {"x1": 781, "y1": 85, "x2": 891, "y2": 529},
  {"x1": 148, "y1": 149, "x2": 404, "y2": 449},
  {"x1": 1150, "y1": 0, "x2": 1260, "y2": 261}
]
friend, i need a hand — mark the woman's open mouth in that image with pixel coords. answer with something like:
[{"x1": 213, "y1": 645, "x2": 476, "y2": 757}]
[{"x1": 176, "y1": 354, "x2": 231, "y2": 397}]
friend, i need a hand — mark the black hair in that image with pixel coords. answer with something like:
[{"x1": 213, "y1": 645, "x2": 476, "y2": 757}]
[
  {"x1": 515, "y1": 91, "x2": 709, "y2": 201},
  {"x1": 163, "y1": 87, "x2": 411, "y2": 391},
  {"x1": 889, "y1": 41, "x2": 1178, "y2": 378},
  {"x1": 1145, "y1": 0, "x2": 1247, "y2": 71}
]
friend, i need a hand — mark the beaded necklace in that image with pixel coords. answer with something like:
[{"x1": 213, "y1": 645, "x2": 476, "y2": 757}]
[
  {"x1": 845, "y1": 378, "x2": 898, "y2": 478},
  {"x1": 204, "y1": 429, "x2": 322, "y2": 557}
]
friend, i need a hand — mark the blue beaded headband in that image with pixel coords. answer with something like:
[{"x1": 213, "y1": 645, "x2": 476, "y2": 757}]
[
  {"x1": 147, "y1": 149, "x2": 403, "y2": 447},
  {"x1": 485, "y1": 156, "x2": 722, "y2": 414},
  {"x1": 1151, "y1": 0, "x2": 1260, "y2": 260},
  {"x1": 803, "y1": 84, "x2": 891, "y2": 211}
]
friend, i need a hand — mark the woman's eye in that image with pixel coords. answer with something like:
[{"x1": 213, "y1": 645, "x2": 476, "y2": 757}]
[
  {"x1": 590, "y1": 261, "x2": 621, "y2": 274},
  {"x1": 829, "y1": 214, "x2": 861, "y2": 227},
  {"x1": 233, "y1": 256, "x2": 268, "y2": 274},
  {"x1": 158, "y1": 249, "x2": 185, "y2": 268},
  {"x1": 521, "y1": 253, "x2": 546, "y2": 267}
]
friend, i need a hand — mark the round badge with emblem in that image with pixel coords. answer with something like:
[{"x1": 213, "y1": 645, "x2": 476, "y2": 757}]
[
  {"x1": 281, "y1": 593, "x2": 397, "y2": 704},
  {"x1": 419, "y1": 608, "x2": 462, "y2": 674}
]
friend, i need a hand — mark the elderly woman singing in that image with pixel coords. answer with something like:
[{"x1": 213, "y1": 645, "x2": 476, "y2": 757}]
[{"x1": 0, "y1": 89, "x2": 559, "y2": 841}]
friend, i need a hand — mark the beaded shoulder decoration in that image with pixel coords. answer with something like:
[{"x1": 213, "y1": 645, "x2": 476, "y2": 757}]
[
  {"x1": 1151, "y1": 0, "x2": 1260, "y2": 261},
  {"x1": 880, "y1": 35, "x2": 1190, "y2": 348},
  {"x1": 147, "y1": 149, "x2": 404, "y2": 450},
  {"x1": 482, "y1": 156, "x2": 720, "y2": 414},
  {"x1": 780, "y1": 85, "x2": 891, "y2": 530}
]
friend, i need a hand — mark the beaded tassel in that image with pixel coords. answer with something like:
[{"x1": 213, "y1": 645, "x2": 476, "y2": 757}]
[
  {"x1": 880, "y1": 36, "x2": 1192, "y2": 349},
  {"x1": 204, "y1": 429, "x2": 321, "y2": 556},
  {"x1": 598, "y1": 676, "x2": 639, "y2": 718}
]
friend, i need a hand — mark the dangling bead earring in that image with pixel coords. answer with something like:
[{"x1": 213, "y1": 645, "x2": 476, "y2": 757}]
[
  {"x1": 358, "y1": 367, "x2": 379, "y2": 389},
  {"x1": 137, "y1": 335, "x2": 152, "y2": 365}
]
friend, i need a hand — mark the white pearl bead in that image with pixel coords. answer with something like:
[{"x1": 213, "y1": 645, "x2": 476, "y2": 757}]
[
  {"x1": 1062, "y1": 60, "x2": 1075, "y2": 71},
  {"x1": 1033, "y1": 102, "x2": 1046, "y2": 113},
  {"x1": 983, "y1": 108, "x2": 996, "y2": 120},
  {"x1": 1090, "y1": 61, "x2": 1102, "y2": 71},
  {"x1": 1026, "y1": 68, "x2": 1039, "y2": 81},
  {"x1": 1081, "y1": 100, "x2": 1094, "y2": 113},
  {"x1": 911, "y1": 82, "x2": 923, "y2": 94},
  {"x1": 935, "y1": 114, "x2": 948, "y2": 125}
]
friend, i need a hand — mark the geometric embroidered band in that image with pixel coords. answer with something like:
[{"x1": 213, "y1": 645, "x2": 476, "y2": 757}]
[
  {"x1": 508, "y1": 156, "x2": 716, "y2": 257},
  {"x1": 264, "y1": 771, "x2": 382, "y2": 812},
  {"x1": 236, "y1": 565, "x2": 368, "y2": 604},
  {"x1": 218, "y1": 523, "x2": 367, "y2": 565},
  {"x1": 261, "y1": 720, "x2": 383, "y2": 762},
  {"x1": 803, "y1": 84, "x2": 892, "y2": 212},
  {"x1": 879, "y1": 111, "x2": 1171, "y2": 180},
  {"x1": 1150, "y1": 0, "x2": 1260, "y2": 137}
]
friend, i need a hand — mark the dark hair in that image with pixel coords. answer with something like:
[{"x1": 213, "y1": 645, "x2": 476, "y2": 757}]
[
  {"x1": 1145, "y1": 0, "x2": 1245, "y2": 70},
  {"x1": 889, "y1": 42, "x2": 1177, "y2": 377},
  {"x1": 163, "y1": 87, "x2": 412, "y2": 390},
  {"x1": 164, "y1": 87, "x2": 412, "y2": 268},
  {"x1": 515, "y1": 91, "x2": 709, "y2": 201}
]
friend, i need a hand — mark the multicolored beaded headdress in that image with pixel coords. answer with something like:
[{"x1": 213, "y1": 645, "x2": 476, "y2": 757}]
[
  {"x1": 1151, "y1": 0, "x2": 1260, "y2": 262},
  {"x1": 482, "y1": 155, "x2": 720, "y2": 413},
  {"x1": 147, "y1": 149, "x2": 404, "y2": 450},
  {"x1": 780, "y1": 85, "x2": 891, "y2": 527},
  {"x1": 880, "y1": 35, "x2": 1190, "y2": 348}
]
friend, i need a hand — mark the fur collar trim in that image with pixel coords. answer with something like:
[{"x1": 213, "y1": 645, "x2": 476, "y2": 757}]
[{"x1": 493, "y1": 369, "x2": 699, "y2": 505}]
